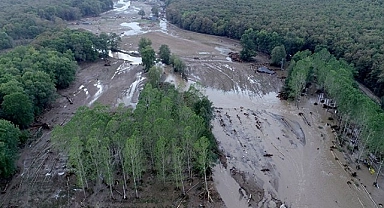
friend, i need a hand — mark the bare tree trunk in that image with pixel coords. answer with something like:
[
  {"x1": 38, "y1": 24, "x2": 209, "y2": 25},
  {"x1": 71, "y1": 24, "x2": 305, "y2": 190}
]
[
  {"x1": 106, "y1": 159, "x2": 114, "y2": 199},
  {"x1": 204, "y1": 166, "x2": 210, "y2": 202},
  {"x1": 162, "y1": 158, "x2": 165, "y2": 184},
  {"x1": 78, "y1": 158, "x2": 88, "y2": 197},
  {"x1": 187, "y1": 155, "x2": 192, "y2": 179},
  {"x1": 374, "y1": 161, "x2": 383, "y2": 187},
  {"x1": 132, "y1": 167, "x2": 139, "y2": 198},
  {"x1": 119, "y1": 152, "x2": 127, "y2": 199},
  {"x1": 357, "y1": 133, "x2": 371, "y2": 165},
  {"x1": 181, "y1": 176, "x2": 185, "y2": 196}
]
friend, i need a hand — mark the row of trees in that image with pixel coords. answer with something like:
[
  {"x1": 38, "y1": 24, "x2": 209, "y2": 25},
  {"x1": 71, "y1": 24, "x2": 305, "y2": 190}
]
[
  {"x1": 285, "y1": 49, "x2": 384, "y2": 163},
  {"x1": 165, "y1": 0, "x2": 384, "y2": 98},
  {"x1": 0, "y1": 0, "x2": 113, "y2": 50},
  {"x1": 139, "y1": 37, "x2": 186, "y2": 75},
  {"x1": 52, "y1": 76, "x2": 216, "y2": 199},
  {"x1": 34, "y1": 29, "x2": 121, "y2": 62}
]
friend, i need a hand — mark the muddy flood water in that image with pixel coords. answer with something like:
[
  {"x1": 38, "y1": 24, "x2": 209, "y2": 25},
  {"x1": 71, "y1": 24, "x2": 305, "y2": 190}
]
[{"x1": 1, "y1": 1, "x2": 381, "y2": 208}]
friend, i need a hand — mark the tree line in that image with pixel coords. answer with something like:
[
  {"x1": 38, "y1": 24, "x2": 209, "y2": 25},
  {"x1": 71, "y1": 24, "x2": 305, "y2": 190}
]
[
  {"x1": 0, "y1": 0, "x2": 113, "y2": 49},
  {"x1": 284, "y1": 49, "x2": 384, "y2": 165},
  {"x1": 0, "y1": 0, "x2": 118, "y2": 182},
  {"x1": 52, "y1": 76, "x2": 217, "y2": 200},
  {"x1": 0, "y1": 29, "x2": 120, "y2": 178},
  {"x1": 165, "y1": 0, "x2": 384, "y2": 99}
]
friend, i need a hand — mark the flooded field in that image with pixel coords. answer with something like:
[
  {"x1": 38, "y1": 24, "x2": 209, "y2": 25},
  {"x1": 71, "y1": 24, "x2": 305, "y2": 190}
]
[{"x1": 1, "y1": 0, "x2": 383, "y2": 207}]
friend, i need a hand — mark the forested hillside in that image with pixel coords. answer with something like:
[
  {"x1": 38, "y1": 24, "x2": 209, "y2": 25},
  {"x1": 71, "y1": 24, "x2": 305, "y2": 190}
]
[
  {"x1": 166, "y1": 0, "x2": 384, "y2": 98},
  {"x1": 0, "y1": 0, "x2": 113, "y2": 49}
]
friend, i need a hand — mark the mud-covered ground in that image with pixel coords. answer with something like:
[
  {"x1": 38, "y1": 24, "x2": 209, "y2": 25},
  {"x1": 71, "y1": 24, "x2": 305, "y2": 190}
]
[{"x1": 1, "y1": 0, "x2": 383, "y2": 207}]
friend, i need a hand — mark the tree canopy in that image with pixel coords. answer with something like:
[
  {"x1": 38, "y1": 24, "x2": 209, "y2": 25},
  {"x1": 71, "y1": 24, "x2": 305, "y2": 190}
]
[
  {"x1": 159, "y1": 44, "x2": 171, "y2": 65},
  {"x1": 141, "y1": 46, "x2": 156, "y2": 72},
  {"x1": 0, "y1": 119, "x2": 21, "y2": 178},
  {"x1": 0, "y1": 28, "x2": 120, "y2": 180},
  {"x1": 138, "y1": 37, "x2": 152, "y2": 54},
  {"x1": 0, "y1": 0, "x2": 113, "y2": 50},
  {"x1": 53, "y1": 81, "x2": 217, "y2": 198}
]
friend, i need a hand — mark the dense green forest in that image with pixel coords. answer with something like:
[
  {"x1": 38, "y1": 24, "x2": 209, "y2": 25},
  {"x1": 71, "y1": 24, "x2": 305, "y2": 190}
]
[
  {"x1": 0, "y1": 29, "x2": 119, "y2": 178},
  {"x1": 52, "y1": 73, "x2": 217, "y2": 198},
  {"x1": 0, "y1": 0, "x2": 119, "y2": 178},
  {"x1": 0, "y1": 0, "x2": 113, "y2": 49},
  {"x1": 166, "y1": 0, "x2": 384, "y2": 98},
  {"x1": 285, "y1": 49, "x2": 384, "y2": 162}
]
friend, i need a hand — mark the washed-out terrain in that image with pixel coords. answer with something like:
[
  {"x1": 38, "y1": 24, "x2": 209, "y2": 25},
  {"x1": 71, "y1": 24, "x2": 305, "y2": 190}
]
[{"x1": 1, "y1": 0, "x2": 383, "y2": 207}]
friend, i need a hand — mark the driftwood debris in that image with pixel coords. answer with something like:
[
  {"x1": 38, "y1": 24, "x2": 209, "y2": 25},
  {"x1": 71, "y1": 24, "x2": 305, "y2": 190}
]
[
  {"x1": 104, "y1": 58, "x2": 111, "y2": 66},
  {"x1": 30, "y1": 122, "x2": 51, "y2": 130},
  {"x1": 228, "y1": 52, "x2": 242, "y2": 62},
  {"x1": 298, "y1": 112, "x2": 311, "y2": 126},
  {"x1": 1, "y1": 183, "x2": 8, "y2": 194},
  {"x1": 64, "y1": 95, "x2": 73, "y2": 104}
]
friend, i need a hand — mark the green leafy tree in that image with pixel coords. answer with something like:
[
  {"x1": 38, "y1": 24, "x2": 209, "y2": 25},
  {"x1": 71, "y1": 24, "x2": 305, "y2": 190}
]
[
  {"x1": 2, "y1": 92, "x2": 34, "y2": 128},
  {"x1": 172, "y1": 143, "x2": 185, "y2": 195},
  {"x1": 159, "y1": 44, "x2": 171, "y2": 65},
  {"x1": 95, "y1": 32, "x2": 110, "y2": 58},
  {"x1": 194, "y1": 136, "x2": 211, "y2": 202},
  {"x1": 183, "y1": 126, "x2": 195, "y2": 178},
  {"x1": 0, "y1": 119, "x2": 20, "y2": 178},
  {"x1": 108, "y1": 33, "x2": 121, "y2": 51},
  {"x1": 0, "y1": 31, "x2": 13, "y2": 50},
  {"x1": 138, "y1": 9, "x2": 145, "y2": 17},
  {"x1": 171, "y1": 55, "x2": 186, "y2": 73},
  {"x1": 193, "y1": 97, "x2": 214, "y2": 128},
  {"x1": 287, "y1": 57, "x2": 310, "y2": 106},
  {"x1": 240, "y1": 28, "x2": 257, "y2": 61},
  {"x1": 100, "y1": 137, "x2": 114, "y2": 198},
  {"x1": 141, "y1": 46, "x2": 156, "y2": 72},
  {"x1": 68, "y1": 136, "x2": 88, "y2": 197},
  {"x1": 0, "y1": 79, "x2": 24, "y2": 102},
  {"x1": 40, "y1": 50, "x2": 77, "y2": 88},
  {"x1": 147, "y1": 66, "x2": 162, "y2": 87},
  {"x1": 155, "y1": 136, "x2": 168, "y2": 184},
  {"x1": 124, "y1": 134, "x2": 143, "y2": 198},
  {"x1": 86, "y1": 135, "x2": 102, "y2": 187},
  {"x1": 138, "y1": 37, "x2": 152, "y2": 54},
  {"x1": 271, "y1": 45, "x2": 287, "y2": 66},
  {"x1": 22, "y1": 71, "x2": 56, "y2": 115},
  {"x1": 151, "y1": 6, "x2": 159, "y2": 17}
]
